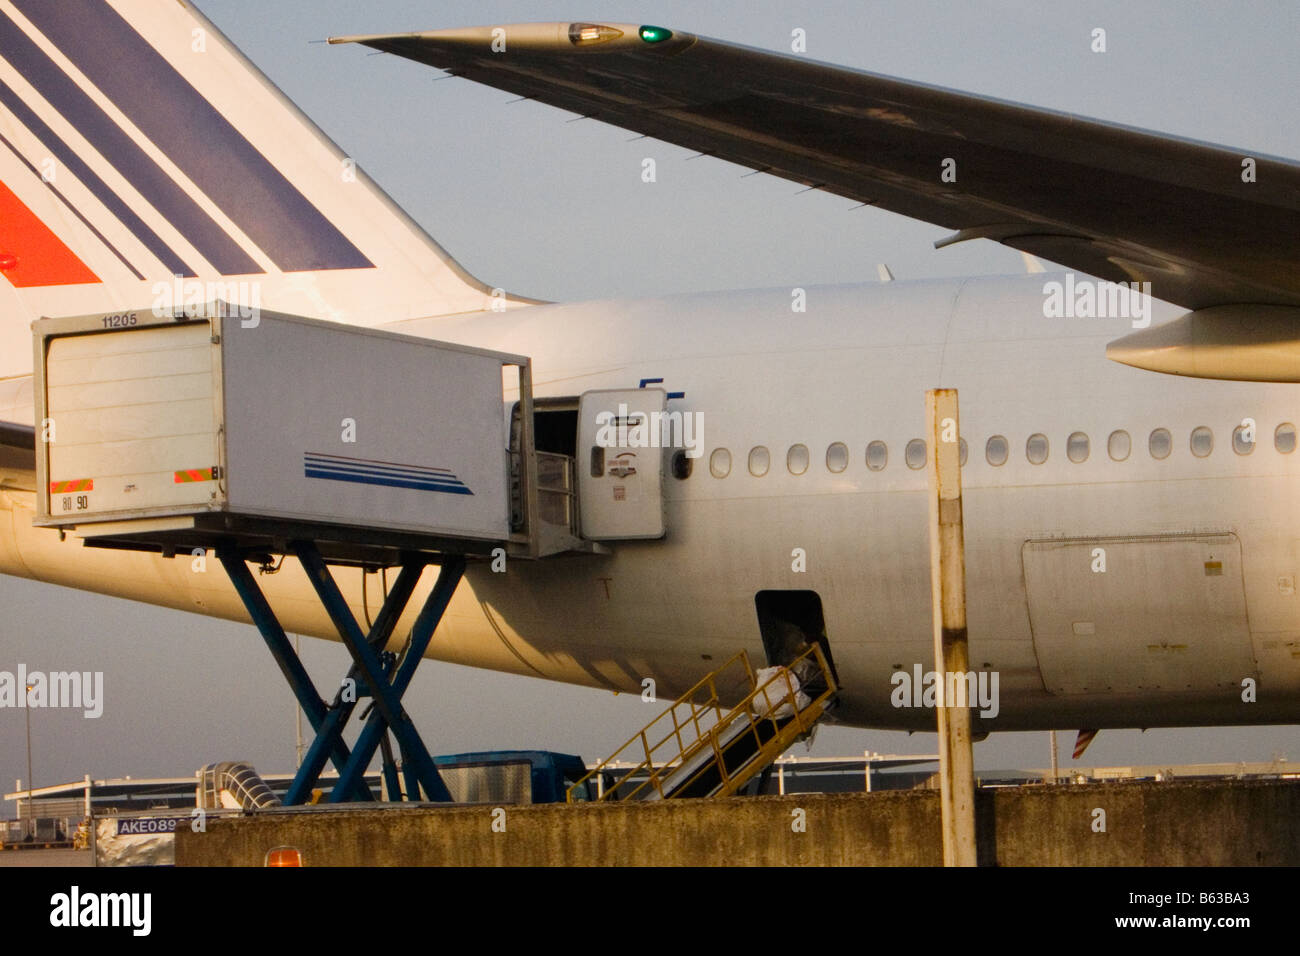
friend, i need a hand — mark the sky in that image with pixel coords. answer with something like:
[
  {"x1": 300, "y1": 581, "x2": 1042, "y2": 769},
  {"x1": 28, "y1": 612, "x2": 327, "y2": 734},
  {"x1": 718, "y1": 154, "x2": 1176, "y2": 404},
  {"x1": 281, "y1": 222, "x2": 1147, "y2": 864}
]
[{"x1": 4, "y1": 0, "x2": 1300, "y2": 800}]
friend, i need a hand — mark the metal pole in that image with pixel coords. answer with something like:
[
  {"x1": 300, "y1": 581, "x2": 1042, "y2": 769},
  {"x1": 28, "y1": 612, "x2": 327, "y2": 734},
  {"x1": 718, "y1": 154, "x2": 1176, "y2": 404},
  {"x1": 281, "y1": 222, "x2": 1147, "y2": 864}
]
[
  {"x1": 927, "y1": 389, "x2": 978, "y2": 866},
  {"x1": 294, "y1": 634, "x2": 304, "y2": 769},
  {"x1": 85, "y1": 774, "x2": 96, "y2": 865},
  {"x1": 1049, "y1": 730, "x2": 1059, "y2": 784},
  {"x1": 24, "y1": 682, "x2": 33, "y2": 840}
]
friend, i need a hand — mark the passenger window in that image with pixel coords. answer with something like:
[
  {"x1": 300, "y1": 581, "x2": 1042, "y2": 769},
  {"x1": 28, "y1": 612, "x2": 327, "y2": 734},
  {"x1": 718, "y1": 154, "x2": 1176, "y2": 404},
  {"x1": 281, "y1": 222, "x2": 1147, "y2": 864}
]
[
  {"x1": 709, "y1": 447, "x2": 731, "y2": 478},
  {"x1": 1107, "y1": 430, "x2": 1131, "y2": 461},
  {"x1": 1190, "y1": 426, "x2": 1213, "y2": 458},
  {"x1": 826, "y1": 442, "x2": 848, "y2": 473},
  {"x1": 866, "y1": 441, "x2": 887, "y2": 471},
  {"x1": 1232, "y1": 424, "x2": 1255, "y2": 455},
  {"x1": 1067, "y1": 431, "x2": 1089, "y2": 463},
  {"x1": 1026, "y1": 433, "x2": 1048, "y2": 465},
  {"x1": 749, "y1": 446, "x2": 770, "y2": 477},
  {"x1": 959, "y1": 438, "x2": 968, "y2": 467},
  {"x1": 985, "y1": 435, "x2": 1008, "y2": 466},
  {"x1": 671, "y1": 450, "x2": 692, "y2": 480},
  {"x1": 1276, "y1": 423, "x2": 1296, "y2": 454},
  {"x1": 905, "y1": 439, "x2": 926, "y2": 470},
  {"x1": 787, "y1": 444, "x2": 809, "y2": 475},
  {"x1": 1149, "y1": 428, "x2": 1171, "y2": 460}
]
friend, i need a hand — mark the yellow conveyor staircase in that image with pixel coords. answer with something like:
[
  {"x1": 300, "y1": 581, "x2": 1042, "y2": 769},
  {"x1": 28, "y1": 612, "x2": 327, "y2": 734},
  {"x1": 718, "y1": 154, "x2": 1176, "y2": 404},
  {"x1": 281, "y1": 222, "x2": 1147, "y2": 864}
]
[{"x1": 568, "y1": 644, "x2": 837, "y2": 802}]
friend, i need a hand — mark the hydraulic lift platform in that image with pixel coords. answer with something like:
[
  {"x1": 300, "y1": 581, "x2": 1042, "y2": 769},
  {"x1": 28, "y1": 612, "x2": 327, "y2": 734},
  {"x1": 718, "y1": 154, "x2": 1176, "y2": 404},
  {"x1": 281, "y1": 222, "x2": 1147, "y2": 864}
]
[
  {"x1": 30, "y1": 304, "x2": 593, "y2": 804},
  {"x1": 218, "y1": 542, "x2": 465, "y2": 804}
]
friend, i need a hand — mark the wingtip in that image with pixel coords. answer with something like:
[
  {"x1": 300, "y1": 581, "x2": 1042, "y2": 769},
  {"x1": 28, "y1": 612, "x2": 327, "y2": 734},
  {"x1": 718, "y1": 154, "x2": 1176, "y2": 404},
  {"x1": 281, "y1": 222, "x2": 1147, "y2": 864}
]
[
  {"x1": 327, "y1": 23, "x2": 689, "y2": 53},
  {"x1": 327, "y1": 32, "x2": 420, "y2": 46}
]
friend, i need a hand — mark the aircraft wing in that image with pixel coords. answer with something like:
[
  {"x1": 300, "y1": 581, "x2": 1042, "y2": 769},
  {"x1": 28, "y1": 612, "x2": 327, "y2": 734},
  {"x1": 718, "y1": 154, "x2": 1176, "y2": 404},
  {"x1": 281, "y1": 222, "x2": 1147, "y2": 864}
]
[{"x1": 331, "y1": 22, "x2": 1300, "y2": 313}]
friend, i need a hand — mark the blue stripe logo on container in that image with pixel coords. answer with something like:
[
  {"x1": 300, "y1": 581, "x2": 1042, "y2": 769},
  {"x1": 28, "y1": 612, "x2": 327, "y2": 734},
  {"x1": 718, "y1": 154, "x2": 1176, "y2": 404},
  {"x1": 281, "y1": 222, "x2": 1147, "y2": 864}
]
[{"x1": 304, "y1": 453, "x2": 473, "y2": 495}]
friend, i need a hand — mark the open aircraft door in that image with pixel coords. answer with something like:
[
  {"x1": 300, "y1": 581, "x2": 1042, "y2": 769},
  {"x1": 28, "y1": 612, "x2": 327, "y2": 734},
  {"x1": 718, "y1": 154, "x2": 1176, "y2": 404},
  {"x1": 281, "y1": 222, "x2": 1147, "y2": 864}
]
[{"x1": 578, "y1": 388, "x2": 666, "y2": 540}]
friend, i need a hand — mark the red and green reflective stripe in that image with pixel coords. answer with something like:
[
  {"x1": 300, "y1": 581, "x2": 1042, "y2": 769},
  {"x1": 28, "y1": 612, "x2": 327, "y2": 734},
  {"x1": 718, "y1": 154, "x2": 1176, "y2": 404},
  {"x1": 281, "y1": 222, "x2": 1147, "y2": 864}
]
[
  {"x1": 49, "y1": 478, "x2": 93, "y2": 493},
  {"x1": 174, "y1": 468, "x2": 216, "y2": 483}
]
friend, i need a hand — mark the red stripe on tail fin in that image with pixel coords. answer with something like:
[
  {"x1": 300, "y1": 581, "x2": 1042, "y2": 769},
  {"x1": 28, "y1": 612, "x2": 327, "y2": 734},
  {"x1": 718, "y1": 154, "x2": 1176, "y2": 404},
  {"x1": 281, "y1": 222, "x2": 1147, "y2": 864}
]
[{"x1": 0, "y1": 178, "x2": 99, "y2": 287}]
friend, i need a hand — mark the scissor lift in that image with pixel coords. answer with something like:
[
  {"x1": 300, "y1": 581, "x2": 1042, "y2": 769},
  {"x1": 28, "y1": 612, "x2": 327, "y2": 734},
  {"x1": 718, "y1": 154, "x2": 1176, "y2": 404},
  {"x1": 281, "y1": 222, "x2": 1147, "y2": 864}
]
[
  {"x1": 32, "y1": 304, "x2": 592, "y2": 804},
  {"x1": 217, "y1": 544, "x2": 466, "y2": 803}
]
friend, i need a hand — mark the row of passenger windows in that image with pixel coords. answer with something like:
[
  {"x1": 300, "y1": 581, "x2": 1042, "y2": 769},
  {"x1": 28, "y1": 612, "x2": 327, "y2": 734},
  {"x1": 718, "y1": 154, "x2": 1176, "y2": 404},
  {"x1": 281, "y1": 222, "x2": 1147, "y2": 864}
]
[{"x1": 704, "y1": 423, "x2": 1300, "y2": 478}]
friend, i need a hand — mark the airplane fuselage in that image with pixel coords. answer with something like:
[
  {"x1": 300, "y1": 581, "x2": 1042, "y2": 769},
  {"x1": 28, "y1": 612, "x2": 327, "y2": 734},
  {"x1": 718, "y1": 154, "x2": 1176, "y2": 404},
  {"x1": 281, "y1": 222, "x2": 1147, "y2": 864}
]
[{"x1": 4, "y1": 273, "x2": 1299, "y2": 731}]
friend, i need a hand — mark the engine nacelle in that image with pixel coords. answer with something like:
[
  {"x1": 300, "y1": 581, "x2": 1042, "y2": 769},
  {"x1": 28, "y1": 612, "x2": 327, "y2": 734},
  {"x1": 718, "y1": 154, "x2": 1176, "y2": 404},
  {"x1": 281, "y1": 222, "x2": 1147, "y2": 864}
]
[{"x1": 1107, "y1": 304, "x2": 1300, "y2": 382}]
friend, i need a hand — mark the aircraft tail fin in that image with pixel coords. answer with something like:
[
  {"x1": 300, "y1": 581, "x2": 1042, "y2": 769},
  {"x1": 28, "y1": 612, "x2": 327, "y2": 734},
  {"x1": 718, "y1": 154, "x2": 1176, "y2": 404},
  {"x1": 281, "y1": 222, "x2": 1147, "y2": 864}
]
[{"x1": 0, "y1": 0, "x2": 528, "y2": 376}]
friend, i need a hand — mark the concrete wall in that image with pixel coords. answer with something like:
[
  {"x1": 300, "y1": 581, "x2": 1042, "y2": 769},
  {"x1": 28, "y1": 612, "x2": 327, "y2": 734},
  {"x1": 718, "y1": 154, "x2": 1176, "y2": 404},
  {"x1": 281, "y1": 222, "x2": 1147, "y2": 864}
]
[{"x1": 175, "y1": 780, "x2": 1300, "y2": 866}]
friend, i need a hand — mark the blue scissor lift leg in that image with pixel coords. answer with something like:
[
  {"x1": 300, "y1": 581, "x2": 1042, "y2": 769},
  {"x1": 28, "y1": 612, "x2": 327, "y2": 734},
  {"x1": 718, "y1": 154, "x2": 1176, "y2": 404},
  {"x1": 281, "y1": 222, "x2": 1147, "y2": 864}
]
[{"x1": 216, "y1": 542, "x2": 465, "y2": 805}]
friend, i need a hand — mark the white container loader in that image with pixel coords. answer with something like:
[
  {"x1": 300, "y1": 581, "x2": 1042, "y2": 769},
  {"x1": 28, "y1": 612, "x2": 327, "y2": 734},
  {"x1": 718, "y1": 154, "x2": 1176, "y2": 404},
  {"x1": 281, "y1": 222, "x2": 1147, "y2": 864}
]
[{"x1": 33, "y1": 306, "x2": 533, "y2": 560}]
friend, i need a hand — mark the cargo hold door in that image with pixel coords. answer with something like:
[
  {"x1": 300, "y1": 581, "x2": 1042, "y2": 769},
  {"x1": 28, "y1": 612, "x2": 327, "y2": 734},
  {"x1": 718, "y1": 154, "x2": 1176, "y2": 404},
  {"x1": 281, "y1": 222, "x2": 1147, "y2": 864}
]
[
  {"x1": 1022, "y1": 533, "x2": 1257, "y2": 695},
  {"x1": 577, "y1": 388, "x2": 665, "y2": 540}
]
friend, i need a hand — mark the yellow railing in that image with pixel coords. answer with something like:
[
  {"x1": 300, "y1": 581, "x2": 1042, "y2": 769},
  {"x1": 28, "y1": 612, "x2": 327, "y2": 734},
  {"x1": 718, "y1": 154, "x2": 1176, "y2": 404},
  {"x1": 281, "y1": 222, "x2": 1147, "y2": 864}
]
[{"x1": 567, "y1": 644, "x2": 836, "y2": 802}]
